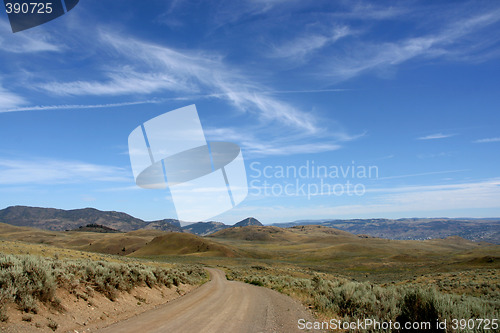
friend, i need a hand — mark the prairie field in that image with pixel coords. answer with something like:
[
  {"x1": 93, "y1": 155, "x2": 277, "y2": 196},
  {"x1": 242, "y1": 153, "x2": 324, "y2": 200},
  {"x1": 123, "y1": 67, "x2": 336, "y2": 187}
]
[{"x1": 0, "y1": 223, "x2": 498, "y2": 332}]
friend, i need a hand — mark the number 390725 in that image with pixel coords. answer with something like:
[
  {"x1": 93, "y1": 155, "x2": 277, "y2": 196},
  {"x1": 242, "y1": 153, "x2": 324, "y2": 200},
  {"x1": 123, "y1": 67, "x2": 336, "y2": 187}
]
[{"x1": 5, "y1": 2, "x2": 53, "y2": 14}]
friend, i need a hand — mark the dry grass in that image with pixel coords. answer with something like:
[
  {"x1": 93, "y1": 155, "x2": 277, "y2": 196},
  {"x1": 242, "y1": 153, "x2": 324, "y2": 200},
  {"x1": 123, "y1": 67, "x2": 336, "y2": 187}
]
[
  {"x1": 2, "y1": 223, "x2": 499, "y2": 331},
  {"x1": 225, "y1": 265, "x2": 500, "y2": 332},
  {"x1": 0, "y1": 241, "x2": 207, "y2": 322},
  {"x1": 129, "y1": 232, "x2": 239, "y2": 257},
  {"x1": 0, "y1": 222, "x2": 162, "y2": 256},
  {"x1": 208, "y1": 225, "x2": 500, "y2": 283}
]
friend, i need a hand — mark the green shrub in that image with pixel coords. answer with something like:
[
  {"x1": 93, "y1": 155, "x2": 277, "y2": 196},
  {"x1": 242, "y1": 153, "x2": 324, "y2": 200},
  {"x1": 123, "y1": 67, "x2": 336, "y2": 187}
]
[
  {"x1": 247, "y1": 279, "x2": 264, "y2": 286},
  {"x1": 396, "y1": 289, "x2": 443, "y2": 332}
]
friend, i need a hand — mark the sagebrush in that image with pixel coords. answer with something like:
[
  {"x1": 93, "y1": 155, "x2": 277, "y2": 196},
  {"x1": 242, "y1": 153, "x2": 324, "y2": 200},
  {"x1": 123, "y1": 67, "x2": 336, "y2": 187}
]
[
  {"x1": 0, "y1": 253, "x2": 206, "y2": 320},
  {"x1": 227, "y1": 268, "x2": 499, "y2": 333}
]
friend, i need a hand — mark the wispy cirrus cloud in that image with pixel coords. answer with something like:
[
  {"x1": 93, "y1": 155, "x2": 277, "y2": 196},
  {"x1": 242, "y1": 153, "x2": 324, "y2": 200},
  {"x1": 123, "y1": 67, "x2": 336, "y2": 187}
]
[
  {"x1": 269, "y1": 26, "x2": 351, "y2": 62},
  {"x1": 204, "y1": 126, "x2": 361, "y2": 157},
  {"x1": 0, "y1": 20, "x2": 62, "y2": 53},
  {"x1": 41, "y1": 69, "x2": 189, "y2": 96},
  {"x1": 417, "y1": 133, "x2": 455, "y2": 140},
  {"x1": 473, "y1": 137, "x2": 500, "y2": 143},
  {"x1": 0, "y1": 99, "x2": 163, "y2": 113},
  {"x1": 34, "y1": 30, "x2": 360, "y2": 156},
  {"x1": 370, "y1": 178, "x2": 500, "y2": 212},
  {"x1": 0, "y1": 158, "x2": 131, "y2": 185},
  {"x1": 208, "y1": 0, "x2": 293, "y2": 29},
  {"x1": 0, "y1": 84, "x2": 26, "y2": 109},
  {"x1": 378, "y1": 169, "x2": 467, "y2": 180},
  {"x1": 39, "y1": 31, "x2": 322, "y2": 135},
  {"x1": 239, "y1": 178, "x2": 500, "y2": 221},
  {"x1": 322, "y1": 8, "x2": 500, "y2": 81},
  {"x1": 331, "y1": 2, "x2": 410, "y2": 21}
]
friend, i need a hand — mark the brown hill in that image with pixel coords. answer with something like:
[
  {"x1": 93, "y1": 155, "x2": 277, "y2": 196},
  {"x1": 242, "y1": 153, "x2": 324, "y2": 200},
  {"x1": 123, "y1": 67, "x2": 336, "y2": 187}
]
[
  {"x1": 208, "y1": 224, "x2": 499, "y2": 270},
  {"x1": 130, "y1": 233, "x2": 238, "y2": 257},
  {"x1": 210, "y1": 224, "x2": 358, "y2": 242},
  {"x1": 0, "y1": 222, "x2": 162, "y2": 256}
]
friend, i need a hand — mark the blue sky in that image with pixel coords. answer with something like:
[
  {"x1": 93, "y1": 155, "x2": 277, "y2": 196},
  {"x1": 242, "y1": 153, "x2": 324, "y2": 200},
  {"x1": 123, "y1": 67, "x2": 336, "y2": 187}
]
[{"x1": 1, "y1": 0, "x2": 499, "y2": 224}]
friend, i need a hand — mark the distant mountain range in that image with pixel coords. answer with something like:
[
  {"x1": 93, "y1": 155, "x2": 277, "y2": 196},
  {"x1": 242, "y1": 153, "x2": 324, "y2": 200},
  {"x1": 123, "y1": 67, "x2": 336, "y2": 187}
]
[
  {"x1": 0, "y1": 206, "x2": 182, "y2": 232},
  {"x1": 182, "y1": 221, "x2": 228, "y2": 236},
  {"x1": 179, "y1": 217, "x2": 263, "y2": 236},
  {"x1": 0, "y1": 206, "x2": 498, "y2": 243},
  {"x1": 0, "y1": 206, "x2": 261, "y2": 236},
  {"x1": 270, "y1": 218, "x2": 500, "y2": 244}
]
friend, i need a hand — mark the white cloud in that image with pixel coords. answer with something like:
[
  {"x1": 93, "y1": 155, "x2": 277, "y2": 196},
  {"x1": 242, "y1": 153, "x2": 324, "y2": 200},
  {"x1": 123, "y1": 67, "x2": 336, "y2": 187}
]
[
  {"x1": 378, "y1": 169, "x2": 467, "y2": 180},
  {"x1": 40, "y1": 31, "x2": 322, "y2": 134},
  {"x1": 0, "y1": 99, "x2": 164, "y2": 113},
  {"x1": 0, "y1": 84, "x2": 26, "y2": 109},
  {"x1": 373, "y1": 179, "x2": 500, "y2": 212},
  {"x1": 239, "y1": 178, "x2": 500, "y2": 221},
  {"x1": 0, "y1": 158, "x2": 131, "y2": 185},
  {"x1": 417, "y1": 152, "x2": 453, "y2": 159},
  {"x1": 0, "y1": 20, "x2": 61, "y2": 53},
  {"x1": 417, "y1": 133, "x2": 455, "y2": 140},
  {"x1": 331, "y1": 2, "x2": 409, "y2": 21},
  {"x1": 42, "y1": 70, "x2": 187, "y2": 96},
  {"x1": 323, "y1": 9, "x2": 500, "y2": 81},
  {"x1": 208, "y1": 0, "x2": 293, "y2": 29},
  {"x1": 204, "y1": 126, "x2": 358, "y2": 157},
  {"x1": 270, "y1": 26, "x2": 351, "y2": 61},
  {"x1": 244, "y1": 142, "x2": 341, "y2": 157},
  {"x1": 473, "y1": 137, "x2": 500, "y2": 143}
]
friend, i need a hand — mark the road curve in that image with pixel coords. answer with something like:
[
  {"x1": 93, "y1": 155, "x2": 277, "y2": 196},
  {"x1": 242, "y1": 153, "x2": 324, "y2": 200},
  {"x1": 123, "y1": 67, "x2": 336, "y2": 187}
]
[{"x1": 97, "y1": 268, "x2": 321, "y2": 333}]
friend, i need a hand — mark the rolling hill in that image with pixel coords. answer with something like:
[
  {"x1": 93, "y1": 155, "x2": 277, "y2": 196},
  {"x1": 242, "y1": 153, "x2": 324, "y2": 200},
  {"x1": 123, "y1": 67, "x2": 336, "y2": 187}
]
[
  {"x1": 0, "y1": 222, "x2": 161, "y2": 255},
  {"x1": 2, "y1": 205, "x2": 498, "y2": 244},
  {"x1": 0, "y1": 222, "x2": 239, "y2": 257},
  {"x1": 130, "y1": 233, "x2": 238, "y2": 257},
  {"x1": 208, "y1": 225, "x2": 499, "y2": 279},
  {"x1": 0, "y1": 221, "x2": 498, "y2": 283}
]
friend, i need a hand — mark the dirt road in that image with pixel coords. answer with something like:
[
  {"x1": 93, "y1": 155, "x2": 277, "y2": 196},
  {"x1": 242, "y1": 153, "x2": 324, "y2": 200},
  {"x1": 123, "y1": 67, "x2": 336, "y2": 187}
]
[{"x1": 98, "y1": 268, "x2": 320, "y2": 333}]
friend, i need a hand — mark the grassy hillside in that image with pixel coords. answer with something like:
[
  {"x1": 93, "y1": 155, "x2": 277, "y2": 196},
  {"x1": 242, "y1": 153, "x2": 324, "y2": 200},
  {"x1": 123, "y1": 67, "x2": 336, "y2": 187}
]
[
  {"x1": 0, "y1": 223, "x2": 240, "y2": 258},
  {"x1": 130, "y1": 233, "x2": 239, "y2": 257},
  {"x1": 0, "y1": 240, "x2": 207, "y2": 328},
  {"x1": 0, "y1": 222, "x2": 161, "y2": 256},
  {"x1": 209, "y1": 225, "x2": 500, "y2": 282},
  {"x1": 3, "y1": 222, "x2": 497, "y2": 282},
  {"x1": 1, "y1": 222, "x2": 498, "y2": 332}
]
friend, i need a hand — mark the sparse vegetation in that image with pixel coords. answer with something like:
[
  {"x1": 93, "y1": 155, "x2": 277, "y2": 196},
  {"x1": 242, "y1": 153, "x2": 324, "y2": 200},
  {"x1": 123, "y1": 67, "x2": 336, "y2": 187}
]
[
  {"x1": 226, "y1": 267, "x2": 499, "y2": 332},
  {"x1": 0, "y1": 252, "x2": 206, "y2": 321},
  {"x1": 1, "y1": 221, "x2": 498, "y2": 331}
]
